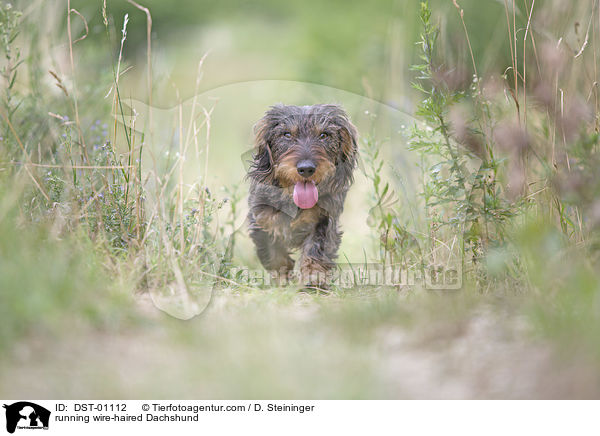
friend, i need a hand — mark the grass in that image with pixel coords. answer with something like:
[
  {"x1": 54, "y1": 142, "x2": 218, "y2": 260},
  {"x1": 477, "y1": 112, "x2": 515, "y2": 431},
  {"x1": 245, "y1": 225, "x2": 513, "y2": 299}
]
[{"x1": 0, "y1": 0, "x2": 599, "y2": 398}]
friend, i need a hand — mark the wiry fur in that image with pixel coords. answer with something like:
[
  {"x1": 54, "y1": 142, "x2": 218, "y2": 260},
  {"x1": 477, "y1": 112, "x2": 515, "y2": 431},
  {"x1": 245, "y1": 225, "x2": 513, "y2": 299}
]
[{"x1": 247, "y1": 104, "x2": 358, "y2": 287}]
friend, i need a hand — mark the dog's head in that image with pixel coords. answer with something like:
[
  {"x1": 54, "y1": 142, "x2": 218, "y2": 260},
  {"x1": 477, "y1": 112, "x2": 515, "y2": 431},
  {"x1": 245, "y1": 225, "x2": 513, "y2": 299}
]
[{"x1": 248, "y1": 104, "x2": 358, "y2": 208}]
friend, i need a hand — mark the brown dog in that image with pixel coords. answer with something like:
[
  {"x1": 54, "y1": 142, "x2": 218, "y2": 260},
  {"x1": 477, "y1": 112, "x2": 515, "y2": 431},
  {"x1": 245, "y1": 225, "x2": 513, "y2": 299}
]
[{"x1": 247, "y1": 104, "x2": 358, "y2": 287}]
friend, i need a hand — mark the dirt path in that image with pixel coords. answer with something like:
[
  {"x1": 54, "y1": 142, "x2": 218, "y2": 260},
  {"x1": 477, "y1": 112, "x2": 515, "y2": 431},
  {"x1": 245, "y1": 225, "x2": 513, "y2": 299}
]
[{"x1": 1, "y1": 290, "x2": 598, "y2": 399}]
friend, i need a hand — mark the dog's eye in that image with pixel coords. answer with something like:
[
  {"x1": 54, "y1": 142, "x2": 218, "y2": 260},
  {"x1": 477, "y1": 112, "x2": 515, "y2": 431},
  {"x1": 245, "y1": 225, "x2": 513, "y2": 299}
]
[
  {"x1": 283, "y1": 132, "x2": 292, "y2": 138},
  {"x1": 319, "y1": 132, "x2": 328, "y2": 139}
]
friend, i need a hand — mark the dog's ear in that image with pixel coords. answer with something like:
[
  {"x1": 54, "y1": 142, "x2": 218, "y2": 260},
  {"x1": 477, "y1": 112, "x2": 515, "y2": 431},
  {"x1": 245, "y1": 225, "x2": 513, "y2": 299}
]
[
  {"x1": 339, "y1": 118, "x2": 358, "y2": 164},
  {"x1": 248, "y1": 117, "x2": 274, "y2": 182},
  {"x1": 329, "y1": 115, "x2": 358, "y2": 192}
]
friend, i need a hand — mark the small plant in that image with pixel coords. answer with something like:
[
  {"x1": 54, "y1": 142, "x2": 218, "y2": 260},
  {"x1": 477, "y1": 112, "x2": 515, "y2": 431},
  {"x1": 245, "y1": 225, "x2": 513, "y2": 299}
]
[
  {"x1": 0, "y1": 2, "x2": 22, "y2": 149},
  {"x1": 220, "y1": 182, "x2": 244, "y2": 274},
  {"x1": 362, "y1": 132, "x2": 421, "y2": 271},
  {"x1": 408, "y1": 1, "x2": 523, "y2": 281}
]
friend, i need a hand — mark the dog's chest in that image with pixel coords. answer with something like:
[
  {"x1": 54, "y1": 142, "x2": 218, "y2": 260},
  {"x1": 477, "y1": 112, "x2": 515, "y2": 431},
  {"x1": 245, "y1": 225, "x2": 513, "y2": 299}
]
[
  {"x1": 289, "y1": 207, "x2": 322, "y2": 244},
  {"x1": 290, "y1": 207, "x2": 321, "y2": 229}
]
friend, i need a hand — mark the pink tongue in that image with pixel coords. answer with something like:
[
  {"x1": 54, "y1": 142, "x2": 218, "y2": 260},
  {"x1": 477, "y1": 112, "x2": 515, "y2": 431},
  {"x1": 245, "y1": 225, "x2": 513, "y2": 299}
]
[{"x1": 293, "y1": 181, "x2": 318, "y2": 209}]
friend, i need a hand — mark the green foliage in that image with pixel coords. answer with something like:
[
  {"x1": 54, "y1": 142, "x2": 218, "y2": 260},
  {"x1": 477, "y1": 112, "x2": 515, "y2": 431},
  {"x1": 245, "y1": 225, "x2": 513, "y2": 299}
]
[
  {"x1": 0, "y1": 189, "x2": 135, "y2": 352},
  {"x1": 0, "y1": 1, "x2": 239, "y2": 356},
  {"x1": 0, "y1": 2, "x2": 22, "y2": 150},
  {"x1": 405, "y1": 1, "x2": 600, "y2": 362},
  {"x1": 408, "y1": 1, "x2": 523, "y2": 275},
  {"x1": 553, "y1": 129, "x2": 600, "y2": 248},
  {"x1": 409, "y1": 2, "x2": 467, "y2": 221}
]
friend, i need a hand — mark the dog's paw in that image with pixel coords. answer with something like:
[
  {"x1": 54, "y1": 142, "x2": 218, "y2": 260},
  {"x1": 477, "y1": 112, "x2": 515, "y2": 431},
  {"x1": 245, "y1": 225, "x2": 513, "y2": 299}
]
[
  {"x1": 269, "y1": 264, "x2": 296, "y2": 287},
  {"x1": 300, "y1": 257, "x2": 331, "y2": 288}
]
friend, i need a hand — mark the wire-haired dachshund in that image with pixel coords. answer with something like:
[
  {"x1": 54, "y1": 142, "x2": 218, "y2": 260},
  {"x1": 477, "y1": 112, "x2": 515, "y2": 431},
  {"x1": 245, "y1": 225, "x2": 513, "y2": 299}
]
[{"x1": 247, "y1": 104, "x2": 358, "y2": 288}]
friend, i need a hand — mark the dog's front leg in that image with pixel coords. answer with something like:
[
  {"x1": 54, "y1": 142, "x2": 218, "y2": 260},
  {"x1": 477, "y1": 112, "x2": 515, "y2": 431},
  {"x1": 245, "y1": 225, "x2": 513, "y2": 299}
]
[
  {"x1": 299, "y1": 215, "x2": 342, "y2": 288},
  {"x1": 248, "y1": 206, "x2": 294, "y2": 276}
]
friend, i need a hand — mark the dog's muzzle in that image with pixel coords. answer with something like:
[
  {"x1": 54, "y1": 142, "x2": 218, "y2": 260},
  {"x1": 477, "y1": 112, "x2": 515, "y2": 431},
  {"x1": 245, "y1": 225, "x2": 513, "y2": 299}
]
[{"x1": 296, "y1": 160, "x2": 316, "y2": 178}]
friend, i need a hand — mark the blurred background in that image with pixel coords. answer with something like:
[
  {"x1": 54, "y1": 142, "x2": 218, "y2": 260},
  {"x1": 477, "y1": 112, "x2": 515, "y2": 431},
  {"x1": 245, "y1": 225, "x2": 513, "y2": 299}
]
[
  {"x1": 53, "y1": 0, "x2": 585, "y2": 105},
  {"x1": 32, "y1": 0, "x2": 575, "y2": 104}
]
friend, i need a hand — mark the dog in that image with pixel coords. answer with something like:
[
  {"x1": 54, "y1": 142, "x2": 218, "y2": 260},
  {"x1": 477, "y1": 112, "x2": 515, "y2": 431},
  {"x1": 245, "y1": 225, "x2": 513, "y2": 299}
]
[{"x1": 247, "y1": 104, "x2": 358, "y2": 287}]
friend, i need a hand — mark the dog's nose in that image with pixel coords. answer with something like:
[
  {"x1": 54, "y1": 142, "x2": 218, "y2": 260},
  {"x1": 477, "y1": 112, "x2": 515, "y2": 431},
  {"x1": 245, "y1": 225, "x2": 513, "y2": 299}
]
[{"x1": 297, "y1": 160, "x2": 316, "y2": 178}]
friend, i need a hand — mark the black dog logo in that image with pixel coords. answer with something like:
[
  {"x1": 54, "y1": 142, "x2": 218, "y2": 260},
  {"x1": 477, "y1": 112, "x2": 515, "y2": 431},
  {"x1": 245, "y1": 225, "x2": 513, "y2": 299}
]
[{"x1": 3, "y1": 402, "x2": 50, "y2": 433}]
